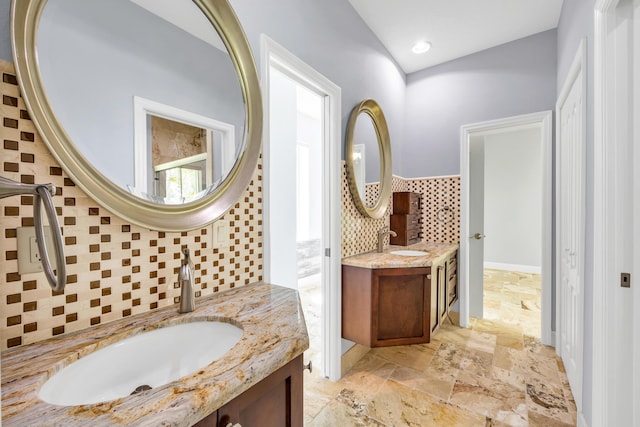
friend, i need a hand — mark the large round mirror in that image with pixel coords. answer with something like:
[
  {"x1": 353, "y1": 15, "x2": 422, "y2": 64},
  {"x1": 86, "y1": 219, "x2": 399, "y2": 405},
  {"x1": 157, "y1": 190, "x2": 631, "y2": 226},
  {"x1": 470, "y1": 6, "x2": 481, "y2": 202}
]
[
  {"x1": 345, "y1": 99, "x2": 392, "y2": 219},
  {"x1": 11, "y1": 0, "x2": 262, "y2": 231}
]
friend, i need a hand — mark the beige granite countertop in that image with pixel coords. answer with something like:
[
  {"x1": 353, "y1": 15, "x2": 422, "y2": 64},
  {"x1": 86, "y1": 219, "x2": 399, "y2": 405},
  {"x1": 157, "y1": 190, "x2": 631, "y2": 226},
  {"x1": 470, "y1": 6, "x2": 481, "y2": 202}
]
[
  {"x1": 342, "y1": 241, "x2": 458, "y2": 269},
  {"x1": 1, "y1": 282, "x2": 309, "y2": 426}
]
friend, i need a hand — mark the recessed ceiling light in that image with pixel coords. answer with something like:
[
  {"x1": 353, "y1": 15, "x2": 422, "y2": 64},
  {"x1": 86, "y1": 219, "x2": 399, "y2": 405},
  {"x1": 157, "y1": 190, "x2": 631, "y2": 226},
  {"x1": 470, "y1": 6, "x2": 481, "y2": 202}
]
[{"x1": 412, "y1": 40, "x2": 432, "y2": 54}]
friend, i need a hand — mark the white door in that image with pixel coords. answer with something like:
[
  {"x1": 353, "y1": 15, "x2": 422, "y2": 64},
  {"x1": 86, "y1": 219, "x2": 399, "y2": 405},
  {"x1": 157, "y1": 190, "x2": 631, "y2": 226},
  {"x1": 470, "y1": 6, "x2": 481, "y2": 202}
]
[
  {"x1": 266, "y1": 68, "x2": 302, "y2": 290},
  {"x1": 262, "y1": 36, "x2": 342, "y2": 380},
  {"x1": 556, "y1": 41, "x2": 585, "y2": 409},
  {"x1": 468, "y1": 136, "x2": 485, "y2": 318}
]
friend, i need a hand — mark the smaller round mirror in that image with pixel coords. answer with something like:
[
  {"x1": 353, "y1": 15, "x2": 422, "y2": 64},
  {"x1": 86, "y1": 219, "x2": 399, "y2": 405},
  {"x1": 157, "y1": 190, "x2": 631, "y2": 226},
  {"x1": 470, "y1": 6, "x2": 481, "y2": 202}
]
[{"x1": 345, "y1": 99, "x2": 392, "y2": 219}]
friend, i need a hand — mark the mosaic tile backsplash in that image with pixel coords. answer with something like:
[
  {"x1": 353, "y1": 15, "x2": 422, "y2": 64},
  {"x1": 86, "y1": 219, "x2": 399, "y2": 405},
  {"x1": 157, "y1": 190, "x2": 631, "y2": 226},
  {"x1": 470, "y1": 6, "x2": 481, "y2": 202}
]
[
  {"x1": 1, "y1": 56, "x2": 460, "y2": 350},
  {"x1": 341, "y1": 165, "x2": 460, "y2": 258},
  {"x1": 0, "y1": 60, "x2": 263, "y2": 350}
]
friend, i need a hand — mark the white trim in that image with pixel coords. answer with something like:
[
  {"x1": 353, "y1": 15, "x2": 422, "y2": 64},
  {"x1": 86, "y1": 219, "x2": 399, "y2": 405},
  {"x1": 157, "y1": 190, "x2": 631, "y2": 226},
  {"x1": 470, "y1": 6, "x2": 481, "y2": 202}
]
[
  {"x1": 153, "y1": 152, "x2": 208, "y2": 172},
  {"x1": 393, "y1": 173, "x2": 461, "y2": 181},
  {"x1": 593, "y1": 1, "x2": 640, "y2": 425},
  {"x1": 460, "y1": 111, "x2": 553, "y2": 345},
  {"x1": 578, "y1": 412, "x2": 589, "y2": 427},
  {"x1": 261, "y1": 35, "x2": 342, "y2": 381},
  {"x1": 483, "y1": 262, "x2": 541, "y2": 275},
  {"x1": 592, "y1": 5, "x2": 609, "y2": 426},
  {"x1": 132, "y1": 96, "x2": 235, "y2": 193}
]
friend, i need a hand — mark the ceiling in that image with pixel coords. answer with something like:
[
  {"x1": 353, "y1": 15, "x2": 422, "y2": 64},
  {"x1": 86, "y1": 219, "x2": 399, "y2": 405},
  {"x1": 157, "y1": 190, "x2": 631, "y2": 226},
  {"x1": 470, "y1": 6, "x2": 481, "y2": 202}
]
[{"x1": 348, "y1": 0, "x2": 564, "y2": 74}]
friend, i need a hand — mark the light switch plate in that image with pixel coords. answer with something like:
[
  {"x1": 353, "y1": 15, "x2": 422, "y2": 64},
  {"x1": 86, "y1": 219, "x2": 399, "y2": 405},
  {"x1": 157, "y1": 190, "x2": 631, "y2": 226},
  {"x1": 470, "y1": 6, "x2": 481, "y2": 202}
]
[
  {"x1": 17, "y1": 226, "x2": 57, "y2": 274},
  {"x1": 212, "y1": 220, "x2": 230, "y2": 248}
]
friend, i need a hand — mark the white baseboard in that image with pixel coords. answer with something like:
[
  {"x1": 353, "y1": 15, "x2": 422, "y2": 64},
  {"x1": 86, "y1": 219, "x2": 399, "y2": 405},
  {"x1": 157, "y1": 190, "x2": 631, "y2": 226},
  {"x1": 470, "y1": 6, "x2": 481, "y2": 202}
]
[
  {"x1": 578, "y1": 411, "x2": 588, "y2": 427},
  {"x1": 484, "y1": 262, "x2": 541, "y2": 274}
]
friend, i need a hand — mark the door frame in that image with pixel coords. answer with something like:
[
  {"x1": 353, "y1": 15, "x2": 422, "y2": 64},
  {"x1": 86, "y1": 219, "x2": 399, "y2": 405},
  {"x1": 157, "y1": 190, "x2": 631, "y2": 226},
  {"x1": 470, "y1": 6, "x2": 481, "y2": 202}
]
[
  {"x1": 594, "y1": 1, "x2": 638, "y2": 425},
  {"x1": 459, "y1": 111, "x2": 553, "y2": 346},
  {"x1": 261, "y1": 35, "x2": 342, "y2": 381}
]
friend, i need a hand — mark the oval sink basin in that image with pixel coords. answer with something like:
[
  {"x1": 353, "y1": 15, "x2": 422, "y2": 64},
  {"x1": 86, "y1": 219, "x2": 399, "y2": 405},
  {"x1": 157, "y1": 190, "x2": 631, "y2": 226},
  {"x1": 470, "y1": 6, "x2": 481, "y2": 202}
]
[
  {"x1": 39, "y1": 321, "x2": 243, "y2": 406},
  {"x1": 389, "y1": 250, "x2": 429, "y2": 257}
]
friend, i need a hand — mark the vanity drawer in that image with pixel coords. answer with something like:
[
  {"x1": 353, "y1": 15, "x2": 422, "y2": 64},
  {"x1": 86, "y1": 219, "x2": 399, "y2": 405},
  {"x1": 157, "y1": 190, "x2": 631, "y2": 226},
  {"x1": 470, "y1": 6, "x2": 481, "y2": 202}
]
[
  {"x1": 390, "y1": 214, "x2": 422, "y2": 230},
  {"x1": 390, "y1": 227, "x2": 422, "y2": 246},
  {"x1": 392, "y1": 192, "x2": 422, "y2": 214}
]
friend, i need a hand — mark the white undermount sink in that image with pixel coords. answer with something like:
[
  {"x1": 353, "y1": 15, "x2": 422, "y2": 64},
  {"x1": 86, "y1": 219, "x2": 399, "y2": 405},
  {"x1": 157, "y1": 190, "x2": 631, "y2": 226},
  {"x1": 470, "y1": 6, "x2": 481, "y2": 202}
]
[
  {"x1": 389, "y1": 250, "x2": 429, "y2": 257},
  {"x1": 38, "y1": 321, "x2": 243, "y2": 406}
]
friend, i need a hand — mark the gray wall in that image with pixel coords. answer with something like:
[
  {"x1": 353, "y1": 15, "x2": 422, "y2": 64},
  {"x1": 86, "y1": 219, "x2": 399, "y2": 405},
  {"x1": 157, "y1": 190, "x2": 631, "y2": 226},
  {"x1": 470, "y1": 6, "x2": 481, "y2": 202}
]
[
  {"x1": 228, "y1": 0, "x2": 407, "y2": 171},
  {"x1": 556, "y1": 0, "x2": 595, "y2": 424},
  {"x1": 484, "y1": 128, "x2": 542, "y2": 269},
  {"x1": 403, "y1": 29, "x2": 557, "y2": 178}
]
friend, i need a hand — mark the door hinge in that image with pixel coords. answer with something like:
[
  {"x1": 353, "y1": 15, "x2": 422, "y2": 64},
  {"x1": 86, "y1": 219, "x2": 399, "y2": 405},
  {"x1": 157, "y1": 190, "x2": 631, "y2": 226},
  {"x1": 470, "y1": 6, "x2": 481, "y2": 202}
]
[
  {"x1": 621, "y1": 272, "x2": 631, "y2": 288},
  {"x1": 325, "y1": 248, "x2": 330, "y2": 257}
]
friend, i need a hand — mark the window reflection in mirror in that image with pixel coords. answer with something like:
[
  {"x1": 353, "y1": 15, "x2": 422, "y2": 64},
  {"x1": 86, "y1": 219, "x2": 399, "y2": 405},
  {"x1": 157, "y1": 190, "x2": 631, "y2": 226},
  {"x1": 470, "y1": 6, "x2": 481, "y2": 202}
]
[
  {"x1": 150, "y1": 116, "x2": 208, "y2": 201},
  {"x1": 352, "y1": 113, "x2": 381, "y2": 209},
  {"x1": 352, "y1": 144, "x2": 366, "y2": 199},
  {"x1": 133, "y1": 98, "x2": 235, "y2": 203}
]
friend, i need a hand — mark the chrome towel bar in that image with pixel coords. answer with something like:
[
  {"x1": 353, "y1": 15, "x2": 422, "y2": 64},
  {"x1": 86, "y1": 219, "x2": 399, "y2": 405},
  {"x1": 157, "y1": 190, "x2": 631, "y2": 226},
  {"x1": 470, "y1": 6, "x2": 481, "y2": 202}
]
[{"x1": 0, "y1": 176, "x2": 66, "y2": 291}]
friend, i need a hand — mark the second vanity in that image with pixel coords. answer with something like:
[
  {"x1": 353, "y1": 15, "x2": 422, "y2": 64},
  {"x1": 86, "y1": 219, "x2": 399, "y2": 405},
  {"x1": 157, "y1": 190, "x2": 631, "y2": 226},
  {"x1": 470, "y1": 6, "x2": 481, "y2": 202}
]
[
  {"x1": 342, "y1": 242, "x2": 458, "y2": 347},
  {"x1": 1, "y1": 283, "x2": 308, "y2": 426}
]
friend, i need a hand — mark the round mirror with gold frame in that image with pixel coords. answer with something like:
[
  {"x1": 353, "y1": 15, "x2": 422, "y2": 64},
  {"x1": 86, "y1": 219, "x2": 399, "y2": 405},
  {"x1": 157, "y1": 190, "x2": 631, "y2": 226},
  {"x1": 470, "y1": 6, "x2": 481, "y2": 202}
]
[
  {"x1": 11, "y1": 0, "x2": 262, "y2": 231},
  {"x1": 345, "y1": 99, "x2": 392, "y2": 219}
]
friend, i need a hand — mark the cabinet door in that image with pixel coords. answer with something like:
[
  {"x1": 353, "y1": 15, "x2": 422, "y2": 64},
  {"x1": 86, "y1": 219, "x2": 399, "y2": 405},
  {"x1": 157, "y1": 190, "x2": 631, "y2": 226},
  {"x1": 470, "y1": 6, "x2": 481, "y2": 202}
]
[
  {"x1": 438, "y1": 264, "x2": 447, "y2": 322},
  {"x1": 446, "y1": 252, "x2": 458, "y2": 308},
  {"x1": 430, "y1": 267, "x2": 440, "y2": 334},
  {"x1": 372, "y1": 267, "x2": 431, "y2": 347},
  {"x1": 216, "y1": 356, "x2": 303, "y2": 427}
]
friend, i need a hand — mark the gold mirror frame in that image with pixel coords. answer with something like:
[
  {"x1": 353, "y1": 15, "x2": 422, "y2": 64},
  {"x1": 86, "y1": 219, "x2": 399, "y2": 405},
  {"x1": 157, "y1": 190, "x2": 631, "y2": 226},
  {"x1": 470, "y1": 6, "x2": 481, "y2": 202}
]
[
  {"x1": 10, "y1": 0, "x2": 262, "y2": 231},
  {"x1": 345, "y1": 99, "x2": 392, "y2": 219}
]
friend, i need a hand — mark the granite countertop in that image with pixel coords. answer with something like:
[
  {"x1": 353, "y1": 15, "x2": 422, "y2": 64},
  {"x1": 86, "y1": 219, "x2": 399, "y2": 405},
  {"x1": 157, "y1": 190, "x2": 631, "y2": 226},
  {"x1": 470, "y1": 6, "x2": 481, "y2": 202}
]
[
  {"x1": 1, "y1": 282, "x2": 309, "y2": 426},
  {"x1": 342, "y1": 241, "x2": 459, "y2": 269}
]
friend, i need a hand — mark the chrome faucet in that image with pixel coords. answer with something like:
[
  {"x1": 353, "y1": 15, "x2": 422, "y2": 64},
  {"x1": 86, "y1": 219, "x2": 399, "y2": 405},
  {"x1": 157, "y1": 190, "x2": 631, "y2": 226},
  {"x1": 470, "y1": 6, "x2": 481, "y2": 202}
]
[
  {"x1": 377, "y1": 226, "x2": 397, "y2": 253},
  {"x1": 178, "y1": 248, "x2": 195, "y2": 313}
]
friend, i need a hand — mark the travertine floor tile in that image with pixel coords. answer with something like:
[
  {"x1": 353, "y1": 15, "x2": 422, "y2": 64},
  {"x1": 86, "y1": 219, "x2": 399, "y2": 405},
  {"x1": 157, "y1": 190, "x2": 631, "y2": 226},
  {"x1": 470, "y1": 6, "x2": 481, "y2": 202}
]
[
  {"x1": 367, "y1": 380, "x2": 487, "y2": 427},
  {"x1": 308, "y1": 398, "x2": 385, "y2": 427},
  {"x1": 389, "y1": 365, "x2": 457, "y2": 401},
  {"x1": 525, "y1": 377, "x2": 573, "y2": 425},
  {"x1": 451, "y1": 371, "x2": 528, "y2": 426},
  {"x1": 370, "y1": 343, "x2": 436, "y2": 371},
  {"x1": 302, "y1": 268, "x2": 577, "y2": 426}
]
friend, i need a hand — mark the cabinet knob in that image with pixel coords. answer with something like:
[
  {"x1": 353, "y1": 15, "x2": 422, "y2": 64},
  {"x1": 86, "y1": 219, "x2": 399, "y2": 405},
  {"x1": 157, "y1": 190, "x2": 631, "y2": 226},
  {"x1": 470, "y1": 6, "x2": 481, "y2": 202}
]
[
  {"x1": 226, "y1": 423, "x2": 241, "y2": 427},
  {"x1": 304, "y1": 360, "x2": 312, "y2": 373}
]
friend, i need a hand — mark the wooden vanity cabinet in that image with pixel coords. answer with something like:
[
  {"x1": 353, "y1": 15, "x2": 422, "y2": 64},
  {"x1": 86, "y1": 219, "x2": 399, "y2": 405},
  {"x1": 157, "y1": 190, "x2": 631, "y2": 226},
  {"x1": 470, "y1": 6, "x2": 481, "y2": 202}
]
[
  {"x1": 430, "y1": 263, "x2": 446, "y2": 335},
  {"x1": 446, "y1": 250, "x2": 458, "y2": 310},
  {"x1": 342, "y1": 265, "x2": 432, "y2": 347},
  {"x1": 430, "y1": 251, "x2": 459, "y2": 336},
  {"x1": 194, "y1": 355, "x2": 303, "y2": 427},
  {"x1": 390, "y1": 192, "x2": 423, "y2": 246}
]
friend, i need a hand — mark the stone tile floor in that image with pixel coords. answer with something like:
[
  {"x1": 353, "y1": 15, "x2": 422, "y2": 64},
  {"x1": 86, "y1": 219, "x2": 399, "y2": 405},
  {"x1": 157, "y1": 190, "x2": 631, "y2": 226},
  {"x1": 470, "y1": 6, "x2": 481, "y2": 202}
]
[{"x1": 302, "y1": 269, "x2": 576, "y2": 426}]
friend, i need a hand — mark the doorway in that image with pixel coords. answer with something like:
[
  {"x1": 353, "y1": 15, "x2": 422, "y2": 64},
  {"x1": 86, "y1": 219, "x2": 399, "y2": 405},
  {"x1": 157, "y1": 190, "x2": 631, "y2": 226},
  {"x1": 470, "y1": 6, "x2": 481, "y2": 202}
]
[
  {"x1": 262, "y1": 36, "x2": 342, "y2": 381},
  {"x1": 460, "y1": 111, "x2": 553, "y2": 346}
]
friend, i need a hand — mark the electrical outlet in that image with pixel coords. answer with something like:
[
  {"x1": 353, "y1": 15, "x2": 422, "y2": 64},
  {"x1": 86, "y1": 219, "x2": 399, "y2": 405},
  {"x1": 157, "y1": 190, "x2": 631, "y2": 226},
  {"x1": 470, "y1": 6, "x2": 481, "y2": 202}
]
[{"x1": 17, "y1": 226, "x2": 57, "y2": 275}]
